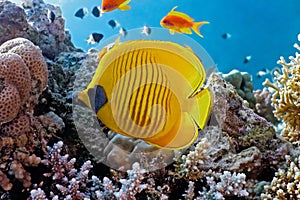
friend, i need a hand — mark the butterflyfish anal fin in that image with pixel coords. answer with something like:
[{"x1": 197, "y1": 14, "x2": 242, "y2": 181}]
[
  {"x1": 190, "y1": 88, "x2": 213, "y2": 130},
  {"x1": 87, "y1": 85, "x2": 107, "y2": 113},
  {"x1": 146, "y1": 112, "x2": 198, "y2": 150}
]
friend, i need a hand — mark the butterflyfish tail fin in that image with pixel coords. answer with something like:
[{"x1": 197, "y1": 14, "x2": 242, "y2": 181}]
[
  {"x1": 190, "y1": 88, "x2": 213, "y2": 129},
  {"x1": 145, "y1": 113, "x2": 198, "y2": 150},
  {"x1": 192, "y1": 21, "x2": 209, "y2": 38}
]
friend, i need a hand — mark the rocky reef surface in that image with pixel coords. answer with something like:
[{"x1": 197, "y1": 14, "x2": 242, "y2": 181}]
[{"x1": 0, "y1": 0, "x2": 299, "y2": 199}]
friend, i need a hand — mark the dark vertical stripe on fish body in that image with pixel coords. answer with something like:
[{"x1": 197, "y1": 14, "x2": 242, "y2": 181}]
[
  {"x1": 129, "y1": 50, "x2": 147, "y2": 133},
  {"x1": 114, "y1": 50, "x2": 132, "y2": 129},
  {"x1": 148, "y1": 56, "x2": 162, "y2": 137},
  {"x1": 125, "y1": 49, "x2": 142, "y2": 132},
  {"x1": 129, "y1": 50, "x2": 143, "y2": 125},
  {"x1": 120, "y1": 50, "x2": 138, "y2": 131},
  {"x1": 132, "y1": 50, "x2": 153, "y2": 137},
  {"x1": 141, "y1": 54, "x2": 158, "y2": 138},
  {"x1": 144, "y1": 55, "x2": 161, "y2": 138}
]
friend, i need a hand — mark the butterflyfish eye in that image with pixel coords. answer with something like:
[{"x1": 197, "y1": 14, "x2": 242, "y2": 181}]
[{"x1": 103, "y1": 6, "x2": 106, "y2": 10}]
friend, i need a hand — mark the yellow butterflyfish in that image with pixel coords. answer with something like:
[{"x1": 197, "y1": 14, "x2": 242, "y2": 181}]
[{"x1": 78, "y1": 38, "x2": 213, "y2": 149}]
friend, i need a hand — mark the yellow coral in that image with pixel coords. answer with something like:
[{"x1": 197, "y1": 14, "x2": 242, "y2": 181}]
[{"x1": 263, "y1": 34, "x2": 300, "y2": 144}]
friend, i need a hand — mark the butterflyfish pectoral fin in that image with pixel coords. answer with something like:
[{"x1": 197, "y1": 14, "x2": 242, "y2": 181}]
[
  {"x1": 189, "y1": 88, "x2": 213, "y2": 130},
  {"x1": 145, "y1": 113, "x2": 198, "y2": 150},
  {"x1": 87, "y1": 85, "x2": 107, "y2": 113}
]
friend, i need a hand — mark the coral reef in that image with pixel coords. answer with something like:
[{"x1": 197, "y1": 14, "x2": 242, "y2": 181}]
[
  {"x1": 0, "y1": 1, "x2": 34, "y2": 45},
  {"x1": 1, "y1": 0, "x2": 299, "y2": 199},
  {"x1": 0, "y1": 37, "x2": 48, "y2": 125},
  {"x1": 261, "y1": 153, "x2": 300, "y2": 199},
  {"x1": 254, "y1": 88, "x2": 278, "y2": 124},
  {"x1": 0, "y1": 37, "x2": 48, "y2": 93},
  {"x1": 263, "y1": 35, "x2": 300, "y2": 145},
  {"x1": 222, "y1": 69, "x2": 257, "y2": 108},
  {"x1": 0, "y1": 0, "x2": 78, "y2": 59},
  {"x1": 0, "y1": 37, "x2": 58, "y2": 193}
]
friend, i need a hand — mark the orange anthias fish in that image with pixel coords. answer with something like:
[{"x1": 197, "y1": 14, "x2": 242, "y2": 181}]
[
  {"x1": 78, "y1": 38, "x2": 212, "y2": 150},
  {"x1": 101, "y1": 0, "x2": 131, "y2": 12},
  {"x1": 160, "y1": 6, "x2": 209, "y2": 38}
]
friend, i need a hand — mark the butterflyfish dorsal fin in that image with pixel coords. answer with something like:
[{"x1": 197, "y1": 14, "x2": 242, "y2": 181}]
[{"x1": 97, "y1": 36, "x2": 121, "y2": 61}]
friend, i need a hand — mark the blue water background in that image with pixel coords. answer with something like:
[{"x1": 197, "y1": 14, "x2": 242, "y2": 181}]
[{"x1": 11, "y1": 0, "x2": 300, "y2": 89}]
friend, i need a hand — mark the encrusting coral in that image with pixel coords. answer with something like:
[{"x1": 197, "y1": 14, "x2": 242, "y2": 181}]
[
  {"x1": 222, "y1": 69, "x2": 256, "y2": 108},
  {"x1": 254, "y1": 88, "x2": 278, "y2": 124},
  {"x1": 263, "y1": 34, "x2": 300, "y2": 145}
]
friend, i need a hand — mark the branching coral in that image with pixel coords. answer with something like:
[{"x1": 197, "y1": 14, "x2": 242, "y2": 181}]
[
  {"x1": 196, "y1": 170, "x2": 249, "y2": 200},
  {"x1": 261, "y1": 154, "x2": 300, "y2": 199},
  {"x1": 263, "y1": 34, "x2": 300, "y2": 145},
  {"x1": 29, "y1": 141, "x2": 170, "y2": 200}
]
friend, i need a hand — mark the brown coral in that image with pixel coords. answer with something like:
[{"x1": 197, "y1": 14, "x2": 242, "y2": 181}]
[
  {"x1": 0, "y1": 37, "x2": 48, "y2": 93},
  {"x1": 0, "y1": 53, "x2": 31, "y2": 104},
  {"x1": 0, "y1": 84, "x2": 21, "y2": 124},
  {"x1": 1, "y1": 114, "x2": 30, "y2": 137},
  {"x1": 0, "y1": 37, "x2": 48, "y2": 125}
]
